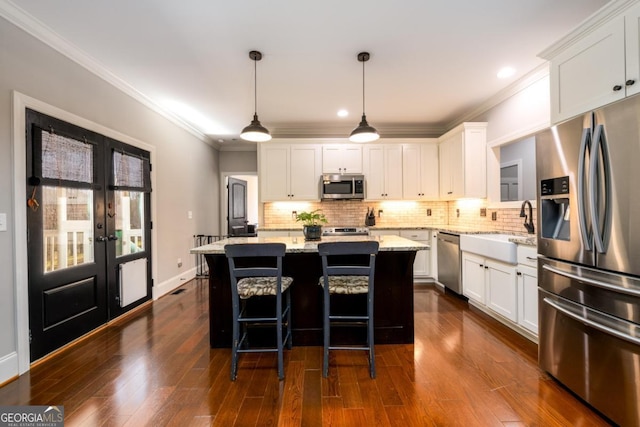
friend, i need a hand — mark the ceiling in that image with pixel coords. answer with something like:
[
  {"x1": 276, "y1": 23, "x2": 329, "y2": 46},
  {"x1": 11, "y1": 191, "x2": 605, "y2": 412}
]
[{"x1": 2, "y1": 0, "x2": 609, "y2": 148}]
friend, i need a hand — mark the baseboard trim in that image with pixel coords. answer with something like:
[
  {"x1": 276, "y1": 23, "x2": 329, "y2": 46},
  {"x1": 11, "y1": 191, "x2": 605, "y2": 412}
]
[
  {"x1": 0, "y1": 352, "x2": 19, "y2": 385},
  {"x1": 153, "y1": 267, "x2": 197, "y2": 300}
]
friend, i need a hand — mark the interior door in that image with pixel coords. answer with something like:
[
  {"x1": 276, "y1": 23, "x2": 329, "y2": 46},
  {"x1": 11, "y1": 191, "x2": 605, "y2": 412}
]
[
  {"x1": 227, "y1": 177, "x2": 248, "y2": 236},
  {"x1": 26, "y1": 109, "x2": 152, "y2": 361}
]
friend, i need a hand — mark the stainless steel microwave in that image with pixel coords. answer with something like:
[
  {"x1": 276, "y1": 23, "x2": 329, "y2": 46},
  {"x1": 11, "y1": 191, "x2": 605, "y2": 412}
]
[{"x1": 320, "y1": 174, "x2": 365, "y2": 200}]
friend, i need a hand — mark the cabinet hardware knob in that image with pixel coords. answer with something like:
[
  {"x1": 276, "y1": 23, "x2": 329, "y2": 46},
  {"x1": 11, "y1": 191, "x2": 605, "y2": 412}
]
[
  {"x1": 484, "y1": 266, "x2": 489, "y2": 269},
  {"x1": 517, "y1": 272, "x2": 522, "y2": 276},
  {"x1": 627, "y1": 79, "x2": 636, "y2": 86},
  {"x1": 613, "y1": 84, "x2": 623, "y2": 91}
]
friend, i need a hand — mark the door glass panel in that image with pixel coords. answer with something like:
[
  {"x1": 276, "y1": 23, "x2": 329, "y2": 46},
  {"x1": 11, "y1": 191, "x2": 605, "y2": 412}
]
[
  {"x1": 115, "y1": 190, "x2": 145, "y2": 257},
  {"x1": 42, "y1": 186, "x2": 94, "y2": 272}
]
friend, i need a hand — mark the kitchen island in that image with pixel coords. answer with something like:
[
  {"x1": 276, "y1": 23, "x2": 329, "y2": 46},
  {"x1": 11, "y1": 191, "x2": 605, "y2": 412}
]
[{"x1": 191, "y1": 235, "x2": 428, "y2": 348}]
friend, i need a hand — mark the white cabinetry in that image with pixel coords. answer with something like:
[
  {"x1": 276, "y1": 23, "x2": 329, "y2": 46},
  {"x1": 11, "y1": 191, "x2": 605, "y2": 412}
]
[
  {"x1": 363, "y1": 144, "x2": 403, "y2": 200},
  {"x1": 402, "y1": 142, "x2": 439, "y2": 200},
  {"x1": 322, "y1": 144, "x2": 362, "y2": 174},
  {"x1": 438, "y1": 123, "x2": 487, "y2": 200},
  {"x1": 400, "y1": 230, "x2": 431, "y2": 279},
  {"x1": 543, "y1": 2, "x2": 640, "y2": 123},
  {"x1": 516, "y1": 245, "x2": 538, "y2": 335},
  {"x1": 486, "y1": 259, "x2": 518, "y2": 322},
  {"x1": 260, "y1": 144, "x2": 321, "y2": 201},
  {"x1": 462, "y1": 242, "x2": 539, "y2": 340},
  {"x1": 257, "y1": 230, "x2": 303, "y2": 238},
  {"x1": 462, "y1": 252, "x2": 517, "y2": 322},
  {"x1": 462, "y1": 252, "x2": 486, "y2": 304}
]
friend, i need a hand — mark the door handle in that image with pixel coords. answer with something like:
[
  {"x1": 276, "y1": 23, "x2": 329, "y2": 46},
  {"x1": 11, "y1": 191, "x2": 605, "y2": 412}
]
[
  {"x1": 96, "y1": 236, "x2": 107, "y2": 242},
  {"x1": 107, "y1": 235, "x2": 119, "y2": 241}
]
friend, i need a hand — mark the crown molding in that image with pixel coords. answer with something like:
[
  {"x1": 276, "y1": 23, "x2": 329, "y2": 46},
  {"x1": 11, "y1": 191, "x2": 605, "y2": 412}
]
[
  {"x1": 268, "y1": 121, "x2": 446, "y2": 139},
  {"x1": 447, "y1": 62, "x2": 550, "y2": 130},
  {"x1": 538, "y1": 0, "x2": 638, "y2": 59},
  {"x1": 0, "y1": 0, "x2": 220, "y2": 150}
]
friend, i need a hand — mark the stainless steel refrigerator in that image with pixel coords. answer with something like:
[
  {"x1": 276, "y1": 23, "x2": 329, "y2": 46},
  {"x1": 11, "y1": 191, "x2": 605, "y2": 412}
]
[{"x1": 536, "y1": 94, "x2": 640, "y2": 427}]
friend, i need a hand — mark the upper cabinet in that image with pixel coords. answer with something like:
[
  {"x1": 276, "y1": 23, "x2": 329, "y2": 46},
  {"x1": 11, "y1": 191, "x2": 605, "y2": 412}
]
[
  {"x1": 260, "y1": 143, "x2": 322, "y2": 201},
  {"x1": 322, "y1": 144, "x2": 362, "y2": 174},
  {"x1": 402, "y1": 141, "x2": 439, "y2": 200},
  {"x1": 362, "y1": 144, "x2": 403, "y2": 200},
  {"x1": 438, "y1": 123, "x2": 487, "y2": 200},
  {"x1": 542, "y1": 1, "x2": 640, "y2": 123}
]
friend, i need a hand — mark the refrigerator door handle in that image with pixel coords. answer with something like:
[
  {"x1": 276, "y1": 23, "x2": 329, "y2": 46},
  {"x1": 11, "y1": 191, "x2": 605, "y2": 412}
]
[
  {"x1": 543, "y1": 297, "x2": 640, "y2": 346},
  {"x1": 577, "y1": 127, "x2": 592, "y2": 250},
  {"x1": 590, "y1": 124, "x2": 612, "y2": 254},
  {"x1": 542, "y1": 263, "x2": 640, "y2": 298}
]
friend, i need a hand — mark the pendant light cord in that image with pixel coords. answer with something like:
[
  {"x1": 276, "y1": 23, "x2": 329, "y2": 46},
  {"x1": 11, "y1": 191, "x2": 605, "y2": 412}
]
[
  {"x1": 254, "y1": 57, "x2": 258, "y2": 116},
  {"x1": 362, "y1": 58, "x2": 366, "y2": 115}
]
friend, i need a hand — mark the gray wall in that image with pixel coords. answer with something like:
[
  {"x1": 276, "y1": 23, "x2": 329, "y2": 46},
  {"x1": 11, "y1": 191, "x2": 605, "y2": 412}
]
[
  {"x1": 0, "y1": 17, "x2": 219, "y2": 377},
  {"x1": 219, "y1": 150, "x2": 257, "y2": 172}
]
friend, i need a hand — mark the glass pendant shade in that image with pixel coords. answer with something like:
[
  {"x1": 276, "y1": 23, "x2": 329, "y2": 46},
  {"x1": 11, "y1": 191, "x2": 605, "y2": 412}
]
[
  {"x1": 349, "y1": 114, "x2": 379, "y2": 142},
  {"x1": 241, "y1": 113, "x2": 271, "y2": 142}
]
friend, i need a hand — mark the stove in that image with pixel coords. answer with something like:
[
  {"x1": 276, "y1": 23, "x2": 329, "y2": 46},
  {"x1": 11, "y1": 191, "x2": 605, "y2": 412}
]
[{"x1": 322, "y1": 226, "x2": 370, "y2": 236}]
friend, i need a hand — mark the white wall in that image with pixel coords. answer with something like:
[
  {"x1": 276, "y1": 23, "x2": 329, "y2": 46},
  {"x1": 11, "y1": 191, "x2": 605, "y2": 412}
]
[
  {"x1": 500, "y1": 136, "x2": 536, "y2": 201},
  {"x1": 469, "y1": 65, "x2": 550, "y2": 206},
  {"x1": 0, "y1": 16, "x2": 220, "y2": 381}
]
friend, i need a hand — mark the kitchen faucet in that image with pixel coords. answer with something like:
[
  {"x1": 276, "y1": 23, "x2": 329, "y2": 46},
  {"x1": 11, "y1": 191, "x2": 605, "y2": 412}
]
[{"x1": 520, "y1": 200, "x2": 535, "y2": 234}]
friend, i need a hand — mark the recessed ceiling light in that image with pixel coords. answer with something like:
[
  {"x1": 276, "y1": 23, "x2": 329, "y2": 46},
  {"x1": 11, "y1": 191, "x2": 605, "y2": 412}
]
[
  {"x1": 337, "y1": 109, "x2": 349, "y2": 117},
  {"x1": 497, "y1": 67, "x2": 516, "y2": 79}
]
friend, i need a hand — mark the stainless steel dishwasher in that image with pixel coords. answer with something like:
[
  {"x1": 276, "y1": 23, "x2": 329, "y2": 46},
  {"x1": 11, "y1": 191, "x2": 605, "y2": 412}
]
[{"x1": 436, "y1": 231, "x2": 462, "y2": 294}]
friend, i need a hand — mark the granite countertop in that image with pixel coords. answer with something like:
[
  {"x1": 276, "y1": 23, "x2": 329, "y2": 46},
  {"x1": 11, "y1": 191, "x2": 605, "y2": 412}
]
[
  {"x1": 508, "y1": 235, "x2": 537, "y2": 246},
  {"x1": 256, "y1": 226, "x2": 537, "y2": 246},
  {"x1": 191, "y1": 235, "x2": 429, "y2": 254}
]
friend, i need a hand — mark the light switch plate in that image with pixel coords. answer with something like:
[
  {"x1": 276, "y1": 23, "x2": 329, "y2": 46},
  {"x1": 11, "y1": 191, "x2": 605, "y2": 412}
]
[{"x1": 0, "y1": 213, "x2": 6, "y2": 232}]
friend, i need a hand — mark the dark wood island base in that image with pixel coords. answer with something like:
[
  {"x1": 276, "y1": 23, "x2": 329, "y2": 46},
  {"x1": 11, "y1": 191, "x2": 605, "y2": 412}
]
[{"x1": 192, "y1": 235, "x2": 427, "y2": 348}]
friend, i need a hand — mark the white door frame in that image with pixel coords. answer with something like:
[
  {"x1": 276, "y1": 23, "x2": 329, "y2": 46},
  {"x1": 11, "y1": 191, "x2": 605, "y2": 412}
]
[
  {"x1": 11, "y1": 91, "x2": 157, "y2": 375},
  {"x1": 219, "y1": 171, "x2": 258, "y2": 237}
]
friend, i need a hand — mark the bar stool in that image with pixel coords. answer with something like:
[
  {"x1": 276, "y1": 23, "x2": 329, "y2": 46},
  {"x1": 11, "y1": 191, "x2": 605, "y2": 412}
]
[
  {"x1": 225, "y1": 243, "x2": 292, "y2": 381},
  {"x1": 318, "y1": 241, "x2": 379, "y2": 378}
]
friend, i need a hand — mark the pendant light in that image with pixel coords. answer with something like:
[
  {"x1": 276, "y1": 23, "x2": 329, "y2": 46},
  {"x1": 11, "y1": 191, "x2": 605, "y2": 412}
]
[
  {"x1": 349, "y1": 52, "x2": 379, "y2": 143},
  {"x1": 241, "y1": 50, "x2": 272, "y2": 142}
]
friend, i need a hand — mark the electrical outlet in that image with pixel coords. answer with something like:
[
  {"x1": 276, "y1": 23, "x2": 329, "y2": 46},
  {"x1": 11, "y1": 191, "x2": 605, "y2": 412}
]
[
  {"x1": 491, "y1": 212, "x2": 497, "y2": 221},
  {"x1": 480, "y1": 208, "x2": 486, "y2": 217},
  {"x1": 292, "y1": 210, "x2": 297, "y2": 218},
  {"x1": 456, "y1": 209, "x2": 460, "y2": 218},
  {"x1": 177, "y1": 258, "x2": 182, "y2": 268},
  {"x1": 378, "y1": 210, "x2": 383, "y2": 217},
  {"x1": 188, "y1": 211, "x2": 193, "y2": 219},
  {"x1": 426, "y1": 208, "x2": 432, "y2": 216}
]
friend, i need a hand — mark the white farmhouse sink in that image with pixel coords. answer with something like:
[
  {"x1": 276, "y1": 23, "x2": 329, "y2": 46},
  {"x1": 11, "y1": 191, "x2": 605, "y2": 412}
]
[{"x1": 459, "y1": 234, "x2": 517, "y2": 264}]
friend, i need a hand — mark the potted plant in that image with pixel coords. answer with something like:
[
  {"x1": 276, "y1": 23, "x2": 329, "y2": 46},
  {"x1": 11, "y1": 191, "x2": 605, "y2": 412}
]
[{"x1": 295, "y1": 209, "x2": 328, "y2": 241}]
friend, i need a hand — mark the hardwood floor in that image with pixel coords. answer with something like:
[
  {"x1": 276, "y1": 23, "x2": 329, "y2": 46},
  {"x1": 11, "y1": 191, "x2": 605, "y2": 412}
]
[{"x1": 0, "y1": 278, "x2": 612, "y2": 426}]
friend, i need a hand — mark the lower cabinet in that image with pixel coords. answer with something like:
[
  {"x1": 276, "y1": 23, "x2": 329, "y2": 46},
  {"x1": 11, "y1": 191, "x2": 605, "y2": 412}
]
[
  {"x1": 462, "y1": 246, "x2": 537, "y2": 340},
  {"x1": 462, "y1": 252, "x2": 517, "y2": 321},
  {"x1": 517, "y1": 265, "x2": 538, "y2": 334},
  {"x1": 257, "y1": 230, "x2": 303, "y2": 238},
  {"x1": 400, "y1": 230, "x2": 431, "y2": 280},
  {"x1": 372, "y1": 229, "x2": 433, "y2": 280},
  {"x1": 516, "y1": 245, "x2": 538, "y2": 335}
]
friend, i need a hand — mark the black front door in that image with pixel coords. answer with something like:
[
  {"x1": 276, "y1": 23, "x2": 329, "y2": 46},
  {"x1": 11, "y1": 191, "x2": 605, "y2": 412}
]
[{"x1": 26, "y1": 109, "x2": 151, "y2": 361}]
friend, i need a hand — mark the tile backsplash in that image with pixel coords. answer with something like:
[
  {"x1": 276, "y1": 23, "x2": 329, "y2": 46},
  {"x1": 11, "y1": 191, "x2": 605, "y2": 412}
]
[{"x1": 262, "y1": 199, "x2": 536, "y2": 235}]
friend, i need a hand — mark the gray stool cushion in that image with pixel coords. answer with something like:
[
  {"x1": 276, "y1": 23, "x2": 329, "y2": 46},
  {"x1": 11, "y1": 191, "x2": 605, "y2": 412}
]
[
  {"x1": 237, "y1": 276, "x2": 293, "y2": 299},
  {"x1": 319, "y1": 276, "x2": 369, "y2": 294}
]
